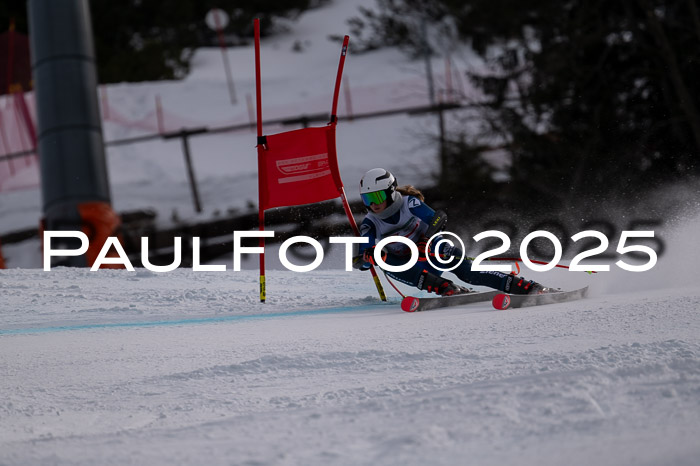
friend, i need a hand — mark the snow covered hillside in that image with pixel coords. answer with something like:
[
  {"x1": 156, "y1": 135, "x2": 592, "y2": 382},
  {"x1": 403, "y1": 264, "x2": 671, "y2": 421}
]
[
  {"x1": 0, "y1": 0, "x2": 471, "y2": 241},
  {"x1": 1, "y1": 0, "x2": 700, "y2": 464}
]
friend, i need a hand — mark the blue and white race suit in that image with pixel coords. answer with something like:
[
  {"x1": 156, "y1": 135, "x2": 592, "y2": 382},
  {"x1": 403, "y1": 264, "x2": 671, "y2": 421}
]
[{"x1": 358, "y1": 195, "x2": 513, "y2": 291}]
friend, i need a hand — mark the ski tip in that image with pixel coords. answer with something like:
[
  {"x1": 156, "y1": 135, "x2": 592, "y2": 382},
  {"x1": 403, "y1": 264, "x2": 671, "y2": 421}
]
[
  {"x1": 492, "y1": 293, "x2": 511, "y2": 310},
  {"x1": 401, "y1": 296, "x2": 420, "y2": 312}
]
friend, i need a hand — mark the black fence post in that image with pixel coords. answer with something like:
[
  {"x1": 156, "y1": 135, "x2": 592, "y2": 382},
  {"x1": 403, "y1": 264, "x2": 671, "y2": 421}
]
[{"x1": 163, "y1": 127, "x2": 208, "y2": 214}]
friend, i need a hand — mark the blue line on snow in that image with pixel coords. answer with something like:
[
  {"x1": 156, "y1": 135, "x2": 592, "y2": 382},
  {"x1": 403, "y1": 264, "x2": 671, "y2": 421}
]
[{"x1": 0, "y1": 303, "x2": 395, "y2": 336}]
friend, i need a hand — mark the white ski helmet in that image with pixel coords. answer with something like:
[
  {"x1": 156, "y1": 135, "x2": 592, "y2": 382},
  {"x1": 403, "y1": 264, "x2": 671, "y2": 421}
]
[{"x1": 359, "y1": 168, "x2": 398, "y2": 208}]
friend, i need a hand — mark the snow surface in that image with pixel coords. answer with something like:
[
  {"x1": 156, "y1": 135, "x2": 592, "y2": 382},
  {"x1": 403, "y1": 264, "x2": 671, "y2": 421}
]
[
  {"x1": 2, "y1": 249, "x2": 700, "y2": 465},
  {"x1": 2, "y1": 0, "x2": 700, "y2": 465}
]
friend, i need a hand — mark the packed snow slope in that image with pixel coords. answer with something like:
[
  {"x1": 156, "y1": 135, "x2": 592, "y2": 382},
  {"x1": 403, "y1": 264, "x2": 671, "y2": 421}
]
[{"x1": 1, "y1": 215, "x2": 700, "y2": 465}]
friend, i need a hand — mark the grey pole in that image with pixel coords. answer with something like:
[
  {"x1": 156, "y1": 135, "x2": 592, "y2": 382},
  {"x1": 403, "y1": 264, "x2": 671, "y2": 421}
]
[
  {"x1": 421, "y1": 18, "x2": 447, "y2": 185},
  {"x1": 28, "y1": 0, "x2": 111, "y2": 266}
]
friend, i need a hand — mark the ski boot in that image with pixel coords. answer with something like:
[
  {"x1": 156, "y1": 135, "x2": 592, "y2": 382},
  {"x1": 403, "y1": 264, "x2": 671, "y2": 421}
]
[
  {"x1": 505, "y1": 275, "x2": 549, "y2": 295},
  {"x1": 417, "y1": 270, "x2": 468, "y2": 296}
]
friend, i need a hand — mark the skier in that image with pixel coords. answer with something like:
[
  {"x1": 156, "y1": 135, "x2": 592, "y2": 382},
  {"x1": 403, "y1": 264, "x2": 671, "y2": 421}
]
[{"x1": 353, "y1": 168, "x2": 546, "y2": 296}]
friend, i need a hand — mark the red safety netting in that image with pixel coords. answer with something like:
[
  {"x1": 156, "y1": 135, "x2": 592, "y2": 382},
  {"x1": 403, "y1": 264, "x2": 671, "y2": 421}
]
[{"x1": 0, "y1": 92, "x2": 38, "y2": 192}]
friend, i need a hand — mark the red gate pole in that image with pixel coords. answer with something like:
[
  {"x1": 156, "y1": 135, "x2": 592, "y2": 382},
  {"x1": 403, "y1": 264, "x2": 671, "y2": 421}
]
[
  {"x1": 254, "y1": 18, "x2": 267, "y2": 303},
  {"x1": 328, "y1": 36, "x2": 386, "y2": 301}
]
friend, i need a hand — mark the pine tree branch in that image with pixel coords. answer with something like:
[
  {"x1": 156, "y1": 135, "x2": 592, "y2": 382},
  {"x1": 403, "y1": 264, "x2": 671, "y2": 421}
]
[{"x1": 637, "y1": 0, "x2": 700, "y2": 152}]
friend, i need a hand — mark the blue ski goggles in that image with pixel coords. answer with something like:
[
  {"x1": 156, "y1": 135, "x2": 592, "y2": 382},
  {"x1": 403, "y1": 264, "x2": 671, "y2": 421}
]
[{"x1": 361, "y1": 190, "x2": 388, "y2": 207}]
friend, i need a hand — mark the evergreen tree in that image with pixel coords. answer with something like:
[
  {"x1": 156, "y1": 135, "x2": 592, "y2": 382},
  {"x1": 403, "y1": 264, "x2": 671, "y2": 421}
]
[
  {"x1": 91, "y1": 0, "x2": 326, "y2": 83},
  {"x1": 2, "y1": 0, "x2": 326, "y2": 84},
  {"x1": 350, "y1": 0, "x2": 700, "y2": 210}
]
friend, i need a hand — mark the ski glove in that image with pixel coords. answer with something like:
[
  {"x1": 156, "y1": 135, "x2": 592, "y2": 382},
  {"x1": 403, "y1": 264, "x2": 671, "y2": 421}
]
[
  {"x1": 352, "y1": 247, "x2": 387, "y2": 270},
  {"x1": 352, "y1": 254, "x2": 370, "y2": 271}
]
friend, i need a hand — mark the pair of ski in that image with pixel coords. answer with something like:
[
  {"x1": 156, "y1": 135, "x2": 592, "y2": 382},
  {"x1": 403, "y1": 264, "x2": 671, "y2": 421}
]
[{"x1": 400, "y1": 287, "x2": 589, "y2": 312}]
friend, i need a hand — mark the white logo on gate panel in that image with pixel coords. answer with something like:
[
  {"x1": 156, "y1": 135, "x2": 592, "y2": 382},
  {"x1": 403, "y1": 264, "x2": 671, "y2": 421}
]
[{"x1": 276, "y1": 153, "x2": 330, "y2": 183}]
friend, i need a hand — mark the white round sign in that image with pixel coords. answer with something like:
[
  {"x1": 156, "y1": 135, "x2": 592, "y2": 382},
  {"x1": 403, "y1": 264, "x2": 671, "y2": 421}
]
[{"x1": 205, "y1": 8, "x2": 230, "y2": 31}]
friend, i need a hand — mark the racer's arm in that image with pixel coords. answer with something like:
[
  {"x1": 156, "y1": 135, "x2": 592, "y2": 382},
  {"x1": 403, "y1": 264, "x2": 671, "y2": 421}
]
[
  {"x1": 408, "y1": 198, "x2": 448, "y2": 256},
  {"x1": 353, "y1": 218, "x2": 377, "y2": 270},
  {"x1": 407, "y1": 196, "x2": 436, "y2": 224}
]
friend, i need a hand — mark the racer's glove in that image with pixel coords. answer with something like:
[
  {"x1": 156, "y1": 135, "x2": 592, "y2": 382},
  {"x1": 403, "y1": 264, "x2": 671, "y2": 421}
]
[
  {"x1": 352, "y1": 247, "x2": 387, "y2": 270},
  {"x1": 352, "y1": 254, "x2": 370, "y2": 271}
]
